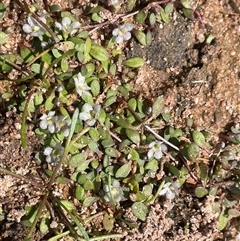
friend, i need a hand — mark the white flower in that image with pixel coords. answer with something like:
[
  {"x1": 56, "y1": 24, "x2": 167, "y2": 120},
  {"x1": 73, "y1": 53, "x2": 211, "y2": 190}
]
[
  {"x1": 73, "y1": 73, "x2": 91, "y2": 97},
  {"x1": 44, "y1": 143, "x2": 64, "y2": 163},
  {"x1": 79, "y1": 103, "x2": 101, "y2": 126},
  {"x1": 55, "y1": 17, "x2": 80, "y2": 37},
  {"x1": 39, "y1": 111, "x2": 57, "y2": 133},
  {"x1": 103, "y1": 180, "x2": 123, "y2": 203},
  {"x1": 148, "y1": 141, "x2": 167, "y2": 159},
  {"x1": 159, "y1": 181, "x2": 180, "y2": 200},
  {"x1": 23, "y1": 16, "x2": 46, "y2": 37},
  {"x1": 112, "y1": 23, "x2": 134, "y2": 44},
  {"x1": 55, "y1": 116, "x2": 71, "y2": 137}
]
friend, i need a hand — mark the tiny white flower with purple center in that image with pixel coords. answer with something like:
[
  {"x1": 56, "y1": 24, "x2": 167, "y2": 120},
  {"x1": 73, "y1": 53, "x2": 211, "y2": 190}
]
[
  {"x1": 73, "y1": 73, "x2": 91, "y2": 97},
  {"x1": 103, "y1": 180, "x2": 123, "y2": 203},
  {"x1": 39, "y1": 111, "x2": 57, "y2": 133},
  {"x1": 55, "y1": 17, "x2": 80, "y2": 38},
  {"x1": 23, "y1": 16, "x2": 47, "y2": 37},
  {"x1": 44, "y1": 143, "x2": 64, "y2": 164},
  {"x1": 112, "y1": 23, "x2": 134, "y2": 44},
  {"x1": 55, "y1": 115, "x2": 71, "y2": 137},
  {"x1": 148, "y1": 141, "x2": 167, "y2": 160},
  {"x1": 79, "y1": 103, "x2": 101, "y2": 126},
  {"x1": 159, "y1": 181, "x2": 180, "y2": 200}
]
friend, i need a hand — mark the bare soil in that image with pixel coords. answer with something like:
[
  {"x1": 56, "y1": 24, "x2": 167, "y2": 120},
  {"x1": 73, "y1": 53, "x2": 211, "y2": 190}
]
[{"x1": 0, "y1": 0, "x2": 240, "y2": 240}]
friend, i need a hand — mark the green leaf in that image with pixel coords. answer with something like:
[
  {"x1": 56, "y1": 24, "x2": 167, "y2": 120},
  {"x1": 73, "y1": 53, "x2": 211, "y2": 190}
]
[
  {"x1": 40, "y1": 214, "x2": 50, "y2": 234},
  {"x1": 105, "y1": 147, "x2": 119, "y2": 158},
  {"x1": 69, "y1": 153, "x2": 87, "y2": 168},
  {"x1": 98, "y1": 109, "x2": 106, "y2": 124},
  {"x1": 88, "y1": 140, "x2": 99, "y2": 153},
  {"x1": 183, "y1": 8, "x2": 194, "y2": 20},
  {"x1": 131, "y1": 202, "x2": 148, "y2": 221},
  {"x1": 126, "y1": 128, "x2": 140, "y2": 145},
  {"x1": 135, "y1": 10, "x2": 147, "y2": 23},
  {"x1": 152, "y1": 96, "x2": 164, "y2": 119},
  {"x1": 75, "y1": 185, "x2": 86, "y2": 201},
  {"x1": 145, "y1": 159, "x2": 159, "y2": 172},
  {"x1": 90, "y1": 44, "x2": 109, "y2": 61},
  {"x1": 194, "y1": 187, "x2": 208, "y2": 198},
  {"x1": 84, "y1": 37, "x2": 92, "y2": 55},
  {"x1": 128, "y1": 98, "x2": 137, "y2": 110},
  {"x1": 90, "y1": 79, "x2": 100, "y2": 97},
  {"x1": 115, "y1": 162, "x2": 132, "y2": 178},
  {"x1": 165, "y1": 3, "x2": 174, "y2": 14},
  {"x1": 103, "y1": 213, "x2": 114, "y2": 231},
  {"x1": 127, "y1": 0, "x2": 137, "y2": 11},
  {"x1": 128, "y1": 149, "x2": 140, "y2": 161},
  {"x1": 132, "y1": 29, "x2": 147, "y2": 46},
  {"x1": 31, "y1": 63, "x2": 41, "y2": 74},
  {"x1": 192, "y1": 131, "x2": 206, "y2": 147},
  {"x1": 34, "y1": 91, "x2": 44, "y2": 106},
  {"x1": 61, "y1": 58, "x2": 69, "y2": 72},
  {"x1": 146, "y1": 30, "x2": 152, "y2": 45},
  {"x1": 123, "y1": 57, "x2": 145, "y2": 68},
  {"x1": 49, "y1": 4, "x2": 62, "y2": 13},
  {"x1": 181, "y1": 0, "x2": 192, "y2": 9},
  {"x1": 160, "y1": 9, "x2": 170, "y2": 23},
  {"x1": 228, "y1": 208, "x2": 240, "y2": 218},
  {"x1": 149, "y1": 13, "x2": 156, "y2": 26},
  {"x1": 187, "y1": 143, "x2": 199, "y2": 161},
  {"x1": 45, "y1": 91, "x2": 55, "y2": 111},
  {"x1": 165, "y1": 163, "x2": 180, "y2": 176},
  {"x1": 0, "y1": 3, "x2": 6, "y2": 21},
  {"x1": 89, "y1": 128, "x2": 100, "y2": 141},
  {"x1": 83, "y1": 179, "x2": 94, "y2": 190},
  {"x1": 83, "y1": 197, "x2": 99, "y2": 207},
  {"x1": 218, "y1": 209, "x2": 228, "y2": 231},
  {"x1": 59, "y1": 200, "x2": 76, "y2": 211},
  {"x1": 92, "y1": 13, "x2": 101, "y2": 22},
  {"x1": 0, "y1": 31, "x2": 8, "y2": 45},
  {"x1": 104, "y1": 95, "x2": 117, "y2": 107},
  {"x1": 200, "y1": 163, "x2": 208, "y2": 183},
  {"x1": 20, "y1": 47, "x2": 34, "y2": 63},
  {"x1": 109, "y1": 64, "x2": 116, "y2": 75},
  {"x1": 65, "y1": 107, "x2": 79, "y2": 148},
  {"x1": 52, "y1": 48, "x2": 62, "y2": 58}
]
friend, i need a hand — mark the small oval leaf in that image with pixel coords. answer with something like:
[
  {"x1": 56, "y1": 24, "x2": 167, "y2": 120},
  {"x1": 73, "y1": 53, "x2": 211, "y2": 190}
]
[
  {"x1": 131, "y1": 202, "x2": 148, "y2": 221},
  {"x1": 132, "y1": 29, "x2": 147, "y2": 46},
  {"x1": 115, "y1": 162, "x2": 132, "y2": 178},
  {"x1": 218, "y1": 209, "x2": 228, "y2": 231},
  {"x1": 194, "y1": 187, "x2": 208, "y2": 198},
  {"x1": 192, "y1": 131, "x2": 206, "y2": 147},
  {"x1": 187, "y1": 143, "x2": 199, "y2": 161},
  {"x1": 123, "y1": 57, "x2": 145, "y2": 68},
  {"x1": 90, "y1": 44, "x2": 109, "y2": 61},
  {"x1": 83, "y1": 197, "x2": 99, "y2": 207},
  {"x1": 125, "y1": 128, "x2": 140, "y2": 145}
]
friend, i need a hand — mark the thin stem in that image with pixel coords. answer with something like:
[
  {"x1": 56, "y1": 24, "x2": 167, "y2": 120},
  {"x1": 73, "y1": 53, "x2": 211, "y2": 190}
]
[
  {"x1": 0, "y1": 56, "x2": 31, "y2": 76},
  {"x1": 89, "y1": 233, "x2": 123, "y2": 240},
  {"x1": 24, "y1": 193, "x2": 48, "y2": 239},
  {"x1": 47, "y1": 127, "x2": 90, "y2": 189},
  {"x1": 21, "y1": 90, "x2": 35, "y2": 148},
  {"x1": 26, "y1": 45, "x2": 54, "y2": 67},
  {"x1": 145, "y1": 125, "x2": 179, "y2": 151},
  {"x1": 145, "y1": 179, "x2": 165, "y2": 204}
]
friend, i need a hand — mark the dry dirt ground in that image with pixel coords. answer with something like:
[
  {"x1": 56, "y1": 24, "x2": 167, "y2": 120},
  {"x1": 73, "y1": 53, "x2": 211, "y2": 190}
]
[{"x1": 0, "y1": 0, "x2": 240, "y2": 240}]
